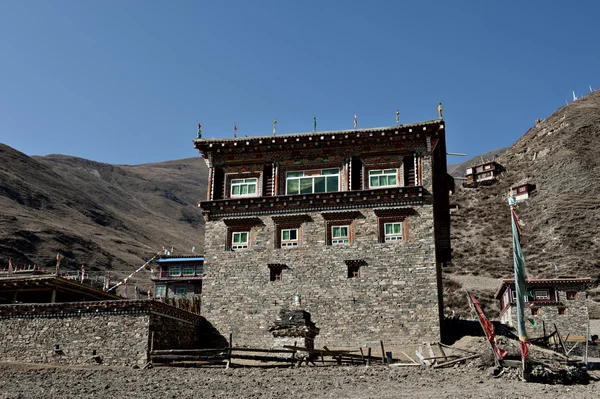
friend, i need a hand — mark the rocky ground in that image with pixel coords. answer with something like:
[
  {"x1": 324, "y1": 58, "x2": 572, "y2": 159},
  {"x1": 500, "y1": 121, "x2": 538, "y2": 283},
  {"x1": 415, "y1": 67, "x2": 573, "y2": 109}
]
[{"x1": 0, "y1": 360, "x2": 598, "y2": 399}]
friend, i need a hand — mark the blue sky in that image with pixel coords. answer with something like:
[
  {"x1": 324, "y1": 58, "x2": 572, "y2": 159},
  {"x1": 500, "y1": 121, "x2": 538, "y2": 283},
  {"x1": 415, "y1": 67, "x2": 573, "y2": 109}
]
[{"x1": 1, "y1": 1, "x2": 599, "y2": 165}]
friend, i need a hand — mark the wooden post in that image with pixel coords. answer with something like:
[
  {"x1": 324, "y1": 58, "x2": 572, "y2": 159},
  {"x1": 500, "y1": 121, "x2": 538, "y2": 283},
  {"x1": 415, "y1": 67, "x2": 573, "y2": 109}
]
[
  {"x1": 359, "y1": 347, "x2": 365, "y2": 365},
  {"x1": 226, "y1": 332, "x2": 233, "y2": 369},
  {"x1": 366, "y1": 347, "x2": 371, "y2": 366},
  {"x1": 380, "y1": 340, "x2": 386, "y2": 364},
  {"x1": 542, "y1": 321, "x2": 547, "y2": 345},
  {"x1": 50, "y1": 289, "x2": 57, "y2": 304},
  {"x1": 437, "y1": 343, "x2": 448, "y2": 362}
]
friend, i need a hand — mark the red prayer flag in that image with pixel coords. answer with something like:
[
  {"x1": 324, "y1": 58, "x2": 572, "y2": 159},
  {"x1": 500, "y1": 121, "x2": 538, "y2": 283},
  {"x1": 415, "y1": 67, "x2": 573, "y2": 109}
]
[{"x1": 467, "y1": 291, "x2": 507, "y2": 360}]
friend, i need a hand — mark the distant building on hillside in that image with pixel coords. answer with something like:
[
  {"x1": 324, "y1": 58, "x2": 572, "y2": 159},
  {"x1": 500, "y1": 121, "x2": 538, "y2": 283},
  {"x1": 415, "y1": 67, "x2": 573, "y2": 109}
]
[
  {"x1": 495, "y1": 277, "x2": 591, "y2": 340},
  {"x1": 464, "y1": 160, "x2": 504, "y2": 187},
  {"x1": 509, "y1": 183, "x2": 536, "y2": 202}
]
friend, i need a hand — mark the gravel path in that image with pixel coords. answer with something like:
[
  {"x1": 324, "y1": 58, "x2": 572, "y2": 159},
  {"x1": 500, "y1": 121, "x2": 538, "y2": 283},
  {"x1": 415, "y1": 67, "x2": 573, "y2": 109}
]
[{"x1": 0, "y1": 362, "x2": 597, "y2": 399}]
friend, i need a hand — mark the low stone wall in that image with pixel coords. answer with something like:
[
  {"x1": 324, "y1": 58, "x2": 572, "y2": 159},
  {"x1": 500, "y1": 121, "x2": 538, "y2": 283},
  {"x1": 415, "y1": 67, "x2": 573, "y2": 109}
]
[{"x1": 0, "y1": 300, "x2": 221, "y2": 366}]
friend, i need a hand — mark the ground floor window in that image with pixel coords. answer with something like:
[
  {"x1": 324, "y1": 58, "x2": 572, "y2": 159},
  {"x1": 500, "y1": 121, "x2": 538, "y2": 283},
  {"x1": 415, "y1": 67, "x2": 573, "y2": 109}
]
[
  {"x1": 281, "y1": 228, "x2": 299, "y2": 247},
  {"x1": 347, "y1": 265, "x2": 360, "y2": 278},
  {"x1": 175, "y1": 286, "x2": 187, "y2": 295},
  {"x1": 269, "y1": 264, "x2": 283, "y2": 282},
  {"x1": 155, "y1": 285, "x2": 166, "y2": 298},
  {"x1": 558, "y1": 307, "x2": 566, "y2": 315},
  {"x1": 384, "y1": 222, "x2": 403, "y2": 241}
]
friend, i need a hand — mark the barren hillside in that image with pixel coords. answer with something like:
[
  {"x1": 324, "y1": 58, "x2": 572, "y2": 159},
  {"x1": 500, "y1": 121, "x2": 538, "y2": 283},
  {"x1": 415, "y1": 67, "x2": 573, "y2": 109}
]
[
  {"x1": 0, "y1": 145, "x2": 208, "y2": 277},
  {"x1": 445, "y1": 90, "x2": 600, "y2": 315}
]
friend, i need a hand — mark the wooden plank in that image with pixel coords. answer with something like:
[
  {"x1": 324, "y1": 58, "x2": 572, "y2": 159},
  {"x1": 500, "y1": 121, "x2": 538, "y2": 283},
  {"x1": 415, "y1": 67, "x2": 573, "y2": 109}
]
[
  {"x1": 437, "y1": 343, "x2": 449, "y2": 362},
  {"x1": 380, "y1": 340, "x2": 386, "y2": 364},
  {"x1": 438, "y1": 343, "x2": 477, "y2": 355},
  {"x1": 433, "y1": 354, "x2": 481, "y2": 369},
  {"x1": 389, "y1": 363, "x2": 421, "y2": 368},
  {"x1": 401, "y1": 351, "x2": 418, "y2": 365}
]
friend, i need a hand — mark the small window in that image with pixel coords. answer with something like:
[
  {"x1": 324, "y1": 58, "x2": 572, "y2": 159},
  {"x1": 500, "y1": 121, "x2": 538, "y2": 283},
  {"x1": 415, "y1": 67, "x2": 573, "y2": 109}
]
[
  {"x1": 281, "y1": 228, "x2": 299, "y2": 248},
  {"x1": 369, "y1": 169, "x2": 398, "y2": 188},
  {"x1": 194, "y1": 285, "x2": 202, "y2": 294},
  {"x1": 511, "y1": 290, "x2": 517, "y2": 301},
  {"x1": 384, "y1": 222, "x2": 403, "y2": 241},
  {"x1": 269, "y1": 265, "x2": 283, "y2": 282},
  {"x1": 518, "y1": 187, "x2": 527, "y2": 193},
  {"x1": 232, "y1": 232, "x2": 249, "y2": 250},
  {"x1": 175, "y1": 286, "x2": 187, "y2": 295},
  {"x1": 332, "y1": 226, "x2": 350, "y2": 245},
  {"x1": 484, "y1": 164, "x2": 491, "y2": 170},
  {"x1": 531, "y1": 307, "x2": 540, "y2": 316},
  {"x1": 182, "y1": 265, "x2": 195, "y2": 276},
  {"x1": 558, "y1": 307, "x2": 566, "y2": 315},
  {"x1": 534, "y1": 290, "x2": 549, "y2": 300},
  {"x1": 155, "y1": 285, "x2": 166, "y2": 298},
  {"x1": 231, "y1": 178, "x2": 258, "y2": 197},
  {"x1": 168, "y1": 266, "x2": 181, "y2": 277},
  {"x1": 566, "y1": 291, "x2": 577, "y2": 300},
  {"x1": 348, "y1": 265, "x2": 360, "y2": 278},
  {"x1": 195, "y1": 264, "x2": 204, "y2": 275}
]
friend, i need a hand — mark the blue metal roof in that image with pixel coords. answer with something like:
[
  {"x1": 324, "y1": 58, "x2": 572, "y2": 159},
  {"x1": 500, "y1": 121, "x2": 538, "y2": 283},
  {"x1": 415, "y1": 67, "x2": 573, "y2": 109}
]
[{"x1": 155, "y1": 257, "x2": 204, "y2": 263}]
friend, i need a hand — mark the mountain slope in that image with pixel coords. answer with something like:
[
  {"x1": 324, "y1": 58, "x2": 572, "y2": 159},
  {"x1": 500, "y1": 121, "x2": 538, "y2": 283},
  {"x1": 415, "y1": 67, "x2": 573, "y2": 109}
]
[
  {"x1": 448, "y1": 90, "x2": 600, "y2": 283},
  {"x1": 0, "y1": 145, "x2": 208, "y2": 275}
]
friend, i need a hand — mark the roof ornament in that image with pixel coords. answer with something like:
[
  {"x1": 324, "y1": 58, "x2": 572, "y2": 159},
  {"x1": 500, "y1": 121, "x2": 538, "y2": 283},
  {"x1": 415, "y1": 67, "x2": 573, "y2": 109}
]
[
  {"x1": 273, "y1": 119, "x2": 277, "y2": 136},
  {"x1": 197, "y1": 123, "x2": 202, "y2": 139},
  {"x1": 438, "y1": 103, "x2": 443, "y2": 120},
  {"x1": 56, "y1": 253, "x2": 61, "y2": 275},
  {"x1": 233, "y1": 123, "x2": 237, "y2": 138},
  {"x1": 313, "y1": 116, "x2": 317, "y2": 132},
  {"x1": 395, "y1": 109, "x2": 400, "y2": 124},
  {"x1": 353, "y1": 113, "x2": 357, "y2": 129}
]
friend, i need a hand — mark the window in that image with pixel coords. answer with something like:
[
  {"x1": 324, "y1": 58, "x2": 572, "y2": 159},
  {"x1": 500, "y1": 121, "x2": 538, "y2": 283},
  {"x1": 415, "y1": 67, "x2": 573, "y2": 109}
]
[
  {"x1": 511, "y1": 290, "x2": 517, "y2": 301},
  {"x1": 281, "y1": 228, "x2": 299, "y2": 248},
  {"x1": 231, "y1": 178, "x2": 258, "y2": 197},
  {"x1": 195, "y1": 264, "x2": 204, "y2": 275},
  {"x1": 175, "y1": 286, "x2": 187, "y2": 295},
  {"x1": 518, "y1": 187, "x2": 527, "y2": 193},
  {"x1": 332, "y1": 226, "x2": 350, "y2": 245},
  {"x1": 534, "y1": 290, "x2": 549, "y2": 300},
  {"x1": 286, "y1": 168, "x2": 339, "y2": 195},
  {"x1": 168, "y1": 266, "x2": 181, "y2": 277},
  {"x1": 566, "y1": 291, "x2": 577, "y2": 300},
  {"x1": 182, "y1": 265, "x2": 195, "y2": 276},
  {"x1": 484, "y1": 164, "x2": 491, "y2": 170},
  {"x1": 232, "y1": 232, "x2": 249, "y2": 250},
  {"x1": 369, "y1": 169, "x2": 398, "y2": 188},
  {"x1": 269, "y1": 264, "x2": 283, "y2": 282},
  {"x1": 531, "y1": 307, "x2": 540, "y2": 316},
  {"x1": 558, "y1": 307, "x2": 566, "y2": 315},
  {"x1": 155, "y1": 285, "x2": 166, "y2": 298},
  {"x1": 194, "y1": 285, "x2": 202, "y2": 294},
  {"x1": 348, "y1": 265, "x2": 360, "y2": 278},
  {"x1": 384, "y1": 222, "x2": 403, "y2": 241}
]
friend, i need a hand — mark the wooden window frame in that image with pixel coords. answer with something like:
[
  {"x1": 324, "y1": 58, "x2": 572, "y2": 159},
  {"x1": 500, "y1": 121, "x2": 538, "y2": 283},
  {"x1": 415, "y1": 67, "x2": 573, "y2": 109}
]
[
  {"x1": 280, "y1": 228, "x2": 300, "y2": 248},
  {"x1": 558, "y1": 307, "x2": 566, "y2": 315},
  {"x1": 175, "y1": 286, "x2": 187, "y2": 295},
  {"x1": 347, "y1": 265, "x2": 360, "y2": 278},
  {"x1": 182, "y1": 265, "x2": 195, "y2": 276},
  {"x1": 384, "y1": 222, "x2": 403, "y2": 242},
  {"x1": 231, "y1": 231, "x2": 250, "y2": 251},
  {"x1": 377, "y1": 217, "x2": 407, "y2": 244},
  {"x1": 566, "y1": 291, "x2": 577, "y2": 300},
  {"x1": 331, "y1": 225, "x2": 350, "y2": 245},
  {"x1": 168, "y1": 265, "x2": 181, "y2": 277},
  {"x1": 533, "y1": 289, "x2": 550, "y2": 300},
  {"x1": 230, "y1": 177, "x2": 259, "y2": 198},
  {"x1": 194, "y1": 285, "x2": 203, "y2": 294}
]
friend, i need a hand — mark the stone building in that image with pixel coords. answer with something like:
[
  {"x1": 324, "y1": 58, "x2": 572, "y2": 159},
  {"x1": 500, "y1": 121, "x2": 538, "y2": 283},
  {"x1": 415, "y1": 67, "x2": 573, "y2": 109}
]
[
  {"x1": 509, "y1": 183, "x2": 536, "y2": 202},
  {"x1": 495, "y1": 277, "x2": 592, "y2": 340},
  {"x1": 151, "y1": 255, "x2": 204, "y2": 314},
  {"x1": 194, "y1": 119, "x2": 452, "y2": 347}
]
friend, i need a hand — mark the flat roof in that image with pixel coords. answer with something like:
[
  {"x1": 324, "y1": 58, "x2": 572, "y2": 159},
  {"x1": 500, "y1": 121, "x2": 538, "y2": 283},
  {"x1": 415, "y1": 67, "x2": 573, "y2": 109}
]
[
  {"x1": 494, "y1": 277, "x2": 592, "y2": 299},
  {"x1": 155, "y1": 257, "x2": 204, "y2": 263}
]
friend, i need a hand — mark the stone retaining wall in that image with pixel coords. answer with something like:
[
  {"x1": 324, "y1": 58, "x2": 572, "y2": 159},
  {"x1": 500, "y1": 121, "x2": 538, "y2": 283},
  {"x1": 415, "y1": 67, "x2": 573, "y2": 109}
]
[{"x1": 0, "y1": 300, "x2": 221, "y2": 366}]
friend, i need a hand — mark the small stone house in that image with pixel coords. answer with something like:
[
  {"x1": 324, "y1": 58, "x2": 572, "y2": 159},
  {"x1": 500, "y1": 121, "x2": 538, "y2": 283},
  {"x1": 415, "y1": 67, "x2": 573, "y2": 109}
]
[
  {"x1": 464, "y1": 160, "x2": 504, "y2": 187},
  {"x1": 509, "y1": 183, "x2": 536, "y2": 202},
  {"x1": 194, "y1": 119, "x2": 453, "y2": 347},
  {"x1": 495, "y1": 277, "x2": 592, "y2": 340},
  {"x1": 151, "y1": 256, "x2": 204, "y2": 314}
]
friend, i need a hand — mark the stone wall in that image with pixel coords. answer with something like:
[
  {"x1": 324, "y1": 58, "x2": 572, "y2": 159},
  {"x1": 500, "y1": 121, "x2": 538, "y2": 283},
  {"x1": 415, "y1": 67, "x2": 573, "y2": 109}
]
[
  {"x1": 202, "y1": 204, "x2": 442, "y2": 348},
  {"x1": 0, "y1": 300, "x2": 220, "y2": 366}
]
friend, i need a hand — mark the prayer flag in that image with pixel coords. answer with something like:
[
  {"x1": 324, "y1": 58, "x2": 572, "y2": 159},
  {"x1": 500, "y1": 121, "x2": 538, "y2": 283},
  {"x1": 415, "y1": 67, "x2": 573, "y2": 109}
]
[
  {"x1": 467, "y1": 291, "x2": 507, "y2": 360},
  {"x1": 353, "y1": 113, "x2": 357, "y2": 128},
  {"x1": 234, "y1": 123, "x2": 237, "y2": 138},
  {"x1": 509, "y1": 196, "x2": 528, "y2": 359},
  {"x1": 8, "y1": 258, "x2": 13, "y2": 274}
]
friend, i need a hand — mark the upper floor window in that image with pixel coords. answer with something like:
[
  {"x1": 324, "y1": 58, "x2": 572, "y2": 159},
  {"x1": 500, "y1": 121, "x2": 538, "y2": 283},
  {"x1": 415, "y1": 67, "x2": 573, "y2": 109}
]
[
  {"x1": 518, "y1": 187, "x2": 527, "y2": 193},
  {"x1": 566, "y1": 291, "x2": 577, "y2": 300},
  {"x1": 281, "y1": 228, "x2": 299, "y2": 248},
  {"x1": 286, "y1": 168, "x2": 339, "y2": 195},
  {"x1": 384, "y1": 222, "x2": 403, "y2": 241},
  {"x1": 332, "y1": 226, "x2": 350, "y2": 245},
  {"x1": 168, "y1": 265, "x2": 181, "y2": 277},
  {"x1": 369, "y1": 169, "x2": 398, "y2": 188},
  {"x1": 195, "y1": 264, "x2": 204, "y2": 275},
  {"x1": 232, "y1": 231, "x2": 249, "y2": 250},
  {"x1": 231, "y1": 178, "x2": 258, "y2": 197}
]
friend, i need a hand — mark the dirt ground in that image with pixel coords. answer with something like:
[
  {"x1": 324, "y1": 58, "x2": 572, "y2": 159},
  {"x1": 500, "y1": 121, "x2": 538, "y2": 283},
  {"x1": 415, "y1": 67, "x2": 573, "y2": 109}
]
[{"x1": 0, "y1": 360, "x2": 598, "y2": 399}]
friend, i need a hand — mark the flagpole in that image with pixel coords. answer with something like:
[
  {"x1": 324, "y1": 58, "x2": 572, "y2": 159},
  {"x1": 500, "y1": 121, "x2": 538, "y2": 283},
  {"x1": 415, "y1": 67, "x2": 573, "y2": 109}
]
[{"x1": 508, "y1": 191, "x2": 529, "y2": 381}]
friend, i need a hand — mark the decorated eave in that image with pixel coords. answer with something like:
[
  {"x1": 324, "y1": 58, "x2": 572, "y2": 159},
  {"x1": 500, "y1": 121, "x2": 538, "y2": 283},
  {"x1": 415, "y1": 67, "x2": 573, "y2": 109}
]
[
  {"x1": 193, "y1": 120, "x2": 444, "y2": 157},
  {"x1": 200, "y1": 185, "x2": 426, "y2": 220},
  {"x1": 0, "y1": 275, "x2": 121, "y2": 301},
  {"x1": 494, "y1": 277, "x2": 592, "y2": 299},
  {"x1": 155, "y1": 256, "x2": 205, "y2": 263}
]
